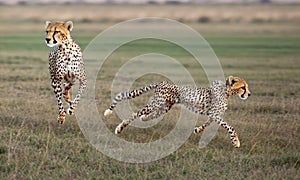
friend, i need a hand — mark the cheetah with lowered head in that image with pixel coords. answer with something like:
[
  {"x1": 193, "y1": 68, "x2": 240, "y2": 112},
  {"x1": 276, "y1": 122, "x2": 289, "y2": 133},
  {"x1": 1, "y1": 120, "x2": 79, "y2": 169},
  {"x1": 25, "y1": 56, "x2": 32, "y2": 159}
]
[
  {"x1": 104, "y1": 76, "x2": 251, "y2": 148},
  {"x1": 45, "y1": 21, "x2": 86, "y2": 124}
]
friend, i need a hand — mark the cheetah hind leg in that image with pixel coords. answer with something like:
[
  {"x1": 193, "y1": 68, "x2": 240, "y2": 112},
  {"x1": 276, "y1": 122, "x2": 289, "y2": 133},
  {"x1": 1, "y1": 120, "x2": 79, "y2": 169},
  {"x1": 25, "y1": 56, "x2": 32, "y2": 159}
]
[
  {"x1": 194, "y1": 118, "x2": 214, "y2": 134},
  {"x1": 115, "y1": 102, "x2": 173, "y2": 134},
  {"x1": 115, "y1": 107, "x2": 151, "y2": 134},
  {"x1": 63, "y1": 71, "x2": 75, "y2": 103},
  {"x1": 115, "y1": 104, "x2": 153, "y2": 134},
  {"x1": 63, "y1": 82, "x2": 75, "y2": 115},
  {"x1": 63, "y1": 83, "x2": 72, "y2": 103},
  {"x1": 139, "y1": 103, "x2": 173, "y2": 121},
  {"x1": 115, "y1": 121, "x2": 130, "y2": 134},
  {"x1": 67, "y1": 77, "x2": 87, "y2": 116},
  {"x1": 115, "y1": 105, "x2": 154, "y2": 134},
  {"x1": 63, "y1": 71, "x2": 76, "y2": 115}
]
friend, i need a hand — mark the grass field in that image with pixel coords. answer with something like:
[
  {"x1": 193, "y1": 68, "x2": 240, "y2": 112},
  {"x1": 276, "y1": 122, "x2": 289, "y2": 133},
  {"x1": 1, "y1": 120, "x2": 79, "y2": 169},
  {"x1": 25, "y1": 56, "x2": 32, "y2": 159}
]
[{"x1": 0, "y1": 3, "x2": 299, "y2": 179}]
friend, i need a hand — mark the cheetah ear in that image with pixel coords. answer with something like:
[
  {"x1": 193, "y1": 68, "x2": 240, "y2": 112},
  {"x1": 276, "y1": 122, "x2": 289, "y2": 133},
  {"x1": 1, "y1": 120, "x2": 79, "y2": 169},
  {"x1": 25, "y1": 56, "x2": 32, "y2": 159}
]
[
  {"x1": 64, "y1": 21, "x2": 73, "y2": 32},
  {"x1": 45, "y1": 21, "x2": 51, "y2": 28},
  {"x1": 226, "y1": 76, "x2": 236, "y2": 86}
]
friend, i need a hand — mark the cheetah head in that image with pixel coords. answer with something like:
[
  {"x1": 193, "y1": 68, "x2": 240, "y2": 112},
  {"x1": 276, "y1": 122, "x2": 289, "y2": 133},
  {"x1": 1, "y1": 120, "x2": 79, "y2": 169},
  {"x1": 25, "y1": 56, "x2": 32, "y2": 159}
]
[
  {"x1": 45, "y1": 21, "x2": 73, "y2": 47},
  {"x1": 226, "y1": 76, "x2": 251, "y2": 100}
]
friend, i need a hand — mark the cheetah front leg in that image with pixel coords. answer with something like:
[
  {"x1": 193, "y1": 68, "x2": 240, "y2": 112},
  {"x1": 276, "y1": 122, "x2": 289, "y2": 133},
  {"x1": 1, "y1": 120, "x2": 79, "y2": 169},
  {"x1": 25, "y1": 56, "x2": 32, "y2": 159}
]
[
  {"x1": 214, "y1": 116, "x2": 240, "y2": 148},
  {"x1": 52, "y1": 78, "x2": 66, "y2": 124},
  {"x1": 221, "y1": 121, "x2": 240, "y2": 148},
  {"x1": 195, "y1": 115, "x2": 240, "y2": 148}
]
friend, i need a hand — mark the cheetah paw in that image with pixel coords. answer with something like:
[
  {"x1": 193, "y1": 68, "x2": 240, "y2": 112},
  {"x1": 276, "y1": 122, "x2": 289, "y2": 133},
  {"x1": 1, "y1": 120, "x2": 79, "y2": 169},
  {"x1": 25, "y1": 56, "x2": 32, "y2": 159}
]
[
  {"x1": 57, "y1": 113, "x2": 66, "y2": 124},
  {"x1": 67, "y1": 107, "x2": 75, "y2": 115},
  {"x1": 115, "y1": 124, "x2": 123, "y2": 135},
  {"x1": 232, "y1": 138, "x2": 240, "y2": 148},
  {"x1": 104, "y1": 109, "x2": 113, "y2": 117},
  {"x1": 115, "y1": 122, "x2": 127, "y2": 135},
  {"x1": 140, "y1": 115, "x2": 146, "y2": 121},
  {"x1": 194, "y1": 127, "x2": 204, "y2": 134}
]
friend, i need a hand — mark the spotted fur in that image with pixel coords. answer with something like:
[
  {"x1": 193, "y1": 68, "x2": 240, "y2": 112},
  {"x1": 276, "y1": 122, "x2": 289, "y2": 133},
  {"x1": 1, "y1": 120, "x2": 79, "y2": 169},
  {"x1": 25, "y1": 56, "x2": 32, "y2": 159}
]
[
  {"x1": 104, "y1": 76, "x2": 251, "y2": 148},
  {"x1": 45, "y1": 21, "x2": 87, "y2": 124}
]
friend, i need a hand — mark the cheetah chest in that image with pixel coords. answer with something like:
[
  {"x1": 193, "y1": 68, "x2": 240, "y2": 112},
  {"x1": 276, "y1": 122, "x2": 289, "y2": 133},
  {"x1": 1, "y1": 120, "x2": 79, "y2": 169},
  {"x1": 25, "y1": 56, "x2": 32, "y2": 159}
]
[{"x1": 49, "y1": 43, "x2": 82, "y2": 77}]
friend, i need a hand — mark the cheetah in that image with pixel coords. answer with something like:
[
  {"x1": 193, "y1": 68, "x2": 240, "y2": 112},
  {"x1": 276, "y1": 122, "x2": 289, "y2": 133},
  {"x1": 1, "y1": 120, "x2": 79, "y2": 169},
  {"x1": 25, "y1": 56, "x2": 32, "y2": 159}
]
[
  {"x1": 45, "y1": 21, "x2": 87, "y2": 124},
  {"x1": 104, "y1": 76, "x2": 251, "y2": 148}
]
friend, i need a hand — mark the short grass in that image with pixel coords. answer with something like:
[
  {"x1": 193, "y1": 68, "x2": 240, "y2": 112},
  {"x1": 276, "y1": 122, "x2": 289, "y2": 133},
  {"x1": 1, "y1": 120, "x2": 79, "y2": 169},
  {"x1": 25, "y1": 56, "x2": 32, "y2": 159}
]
[{"x1": 0, "y1": 4, "x2": 299, "y2": 179}]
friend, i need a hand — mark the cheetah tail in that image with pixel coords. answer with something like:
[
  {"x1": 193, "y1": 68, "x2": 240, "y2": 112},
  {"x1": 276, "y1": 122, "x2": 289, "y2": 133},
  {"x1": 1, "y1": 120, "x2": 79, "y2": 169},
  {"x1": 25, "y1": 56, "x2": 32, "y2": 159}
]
[{"x1": 103, "y1": 82, "x2": 160, "y2": 117}]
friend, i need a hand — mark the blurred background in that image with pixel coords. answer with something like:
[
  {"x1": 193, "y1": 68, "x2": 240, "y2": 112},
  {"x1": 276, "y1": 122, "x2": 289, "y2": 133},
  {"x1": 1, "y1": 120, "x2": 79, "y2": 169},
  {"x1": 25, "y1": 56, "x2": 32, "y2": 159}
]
[{"x1": 1, "y1": 0, "x2": 300, "y2": 4}]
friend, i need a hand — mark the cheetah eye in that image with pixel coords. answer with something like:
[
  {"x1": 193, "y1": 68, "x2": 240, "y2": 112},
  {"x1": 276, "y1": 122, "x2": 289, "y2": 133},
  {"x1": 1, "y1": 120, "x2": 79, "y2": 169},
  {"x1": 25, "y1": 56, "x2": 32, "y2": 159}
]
[
  {"x1": 241, "y1": 86, "x2": 246, "y2": 91},
  {"x1": 55, "y1": 30, "x2": 60, "y2": 33},
  {"x1": 231, "y1": 79, "x2": 236, "y2": 85}
]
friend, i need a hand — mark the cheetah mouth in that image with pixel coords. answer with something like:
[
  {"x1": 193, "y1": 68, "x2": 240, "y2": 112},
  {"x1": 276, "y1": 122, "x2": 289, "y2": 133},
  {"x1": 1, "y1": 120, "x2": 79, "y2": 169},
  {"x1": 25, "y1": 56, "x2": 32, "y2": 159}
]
[
  {"x1": 45, "y1": 41, "x2": 57, "y2": 48},
  {"x1": 239, "y1": 93, "x2": 248, "y2": 100}
]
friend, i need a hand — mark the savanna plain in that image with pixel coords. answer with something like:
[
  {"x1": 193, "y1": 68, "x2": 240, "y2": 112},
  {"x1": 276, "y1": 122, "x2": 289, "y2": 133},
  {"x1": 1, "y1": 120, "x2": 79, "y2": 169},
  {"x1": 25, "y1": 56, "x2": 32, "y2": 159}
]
[{"x1": 0, "y1": 3, "x2": 299, "y2": 179}]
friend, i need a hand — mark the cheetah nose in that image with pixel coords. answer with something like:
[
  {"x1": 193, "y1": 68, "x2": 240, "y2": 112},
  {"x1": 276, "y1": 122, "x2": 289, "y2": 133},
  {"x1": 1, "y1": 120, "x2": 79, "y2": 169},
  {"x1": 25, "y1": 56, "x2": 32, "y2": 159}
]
[
  {"x1": 248, "y1": 93, "x2": 251, "y2": 97},
  {"x1": 45, "y1": 38, "x2": 51, "y2": 43}
]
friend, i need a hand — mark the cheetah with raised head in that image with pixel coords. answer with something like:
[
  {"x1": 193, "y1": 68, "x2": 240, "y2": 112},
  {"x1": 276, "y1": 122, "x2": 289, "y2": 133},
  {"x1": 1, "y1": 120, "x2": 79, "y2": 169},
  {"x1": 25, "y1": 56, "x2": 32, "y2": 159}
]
[
  {"x1": 104, "y1": 76, "x2": 251, "y2": 148},
  {"x1": 45, "y1": 21, "x2": 86, "y2": 124}
]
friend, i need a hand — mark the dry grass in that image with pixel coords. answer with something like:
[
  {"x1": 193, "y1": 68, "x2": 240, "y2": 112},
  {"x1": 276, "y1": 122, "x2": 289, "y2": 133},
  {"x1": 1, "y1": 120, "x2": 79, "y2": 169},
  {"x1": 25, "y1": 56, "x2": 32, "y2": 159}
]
[{"x1": 0, "y1": 3, "x2": 299, "y2": 179}]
